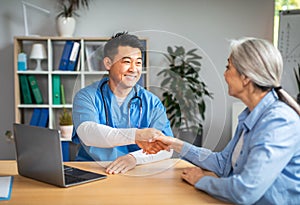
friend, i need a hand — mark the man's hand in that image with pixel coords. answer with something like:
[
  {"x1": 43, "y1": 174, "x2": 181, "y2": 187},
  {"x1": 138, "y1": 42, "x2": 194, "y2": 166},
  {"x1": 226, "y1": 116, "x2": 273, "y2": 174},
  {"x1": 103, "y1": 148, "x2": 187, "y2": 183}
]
[
  {"x1": 136, "y1": 140, "x2": 169, "y2": 154},
  {"x1": 135, "y1": 128, "x2": 164, "y2": 142},
  {"x1": 135, "y1": 128, "x2": 169, "y2": 154},
  {"x1": 106, "y1": 154, "x2": 137, "y2": 174}
]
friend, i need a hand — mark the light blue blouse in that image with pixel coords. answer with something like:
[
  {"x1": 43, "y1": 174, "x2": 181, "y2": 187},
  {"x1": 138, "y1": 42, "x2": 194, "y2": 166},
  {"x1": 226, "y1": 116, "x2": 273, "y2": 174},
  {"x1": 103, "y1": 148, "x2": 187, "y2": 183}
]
[
  {"x1": 180, "y1": 89, "x2": 300, "y2": 204},
  {"x1": 72, "y1": 78, "x2": 173, "y2": 161}
]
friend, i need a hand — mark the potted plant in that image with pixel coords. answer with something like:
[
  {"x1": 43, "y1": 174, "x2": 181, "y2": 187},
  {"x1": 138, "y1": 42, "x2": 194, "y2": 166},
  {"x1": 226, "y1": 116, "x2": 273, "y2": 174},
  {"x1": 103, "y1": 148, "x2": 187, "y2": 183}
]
[
  {"x1": 56, "y1": 0, "x2": 91, "y2": 37},
  {"x1": 294, "y1": 63, "x2": 300, "y2": 104},
  {"x1": 59, "y1": 107, "x2": 73, "y2": 140},
  {"x1": 157, "y1": 46, "x2": 213, "y2": 146}
]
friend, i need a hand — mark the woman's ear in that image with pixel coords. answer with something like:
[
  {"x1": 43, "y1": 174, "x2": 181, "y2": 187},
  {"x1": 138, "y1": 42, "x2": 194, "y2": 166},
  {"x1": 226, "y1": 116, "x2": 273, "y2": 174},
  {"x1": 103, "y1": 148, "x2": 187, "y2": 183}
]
[
  {"x1": 242, "y1": 75, "x2": 251, "y2": 87},
  {"x1": 103, "y1": 57, "x2": 112, "y2": 71}
]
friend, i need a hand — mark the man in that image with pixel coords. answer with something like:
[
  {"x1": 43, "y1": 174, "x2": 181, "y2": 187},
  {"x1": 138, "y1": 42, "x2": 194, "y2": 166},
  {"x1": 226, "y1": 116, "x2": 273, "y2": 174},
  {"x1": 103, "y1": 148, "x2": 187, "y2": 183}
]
[{"x1": 72, "y1": 32, "x2": 173, "y2": 174}]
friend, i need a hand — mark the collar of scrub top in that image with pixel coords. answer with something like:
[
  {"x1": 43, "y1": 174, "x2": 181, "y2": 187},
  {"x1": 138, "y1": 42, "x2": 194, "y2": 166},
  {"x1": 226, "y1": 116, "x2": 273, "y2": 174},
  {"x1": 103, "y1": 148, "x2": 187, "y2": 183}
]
[{"x1": 99, "y1": 79, "x2": 143, "y2": 128}]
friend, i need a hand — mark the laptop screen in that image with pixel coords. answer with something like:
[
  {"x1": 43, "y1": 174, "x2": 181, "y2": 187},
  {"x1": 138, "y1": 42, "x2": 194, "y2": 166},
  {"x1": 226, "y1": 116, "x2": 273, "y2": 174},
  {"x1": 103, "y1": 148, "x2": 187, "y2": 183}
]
[{"x1": 13, "y1": 123, "x2": 106, "y2": 187}]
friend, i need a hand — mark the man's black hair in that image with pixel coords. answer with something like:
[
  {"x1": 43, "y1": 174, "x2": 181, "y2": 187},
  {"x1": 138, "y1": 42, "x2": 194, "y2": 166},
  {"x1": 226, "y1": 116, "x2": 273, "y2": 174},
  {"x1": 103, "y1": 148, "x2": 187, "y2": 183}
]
[{"x1": 103, "y1": 31, "x2": 145, "y2": 59}]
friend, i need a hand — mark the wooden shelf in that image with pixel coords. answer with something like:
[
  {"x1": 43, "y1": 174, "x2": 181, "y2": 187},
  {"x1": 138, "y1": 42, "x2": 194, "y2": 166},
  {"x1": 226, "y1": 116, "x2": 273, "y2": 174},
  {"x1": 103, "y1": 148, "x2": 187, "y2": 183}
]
[{"x1": 14, "y1": 36, "x2": 149, "y2": 129}]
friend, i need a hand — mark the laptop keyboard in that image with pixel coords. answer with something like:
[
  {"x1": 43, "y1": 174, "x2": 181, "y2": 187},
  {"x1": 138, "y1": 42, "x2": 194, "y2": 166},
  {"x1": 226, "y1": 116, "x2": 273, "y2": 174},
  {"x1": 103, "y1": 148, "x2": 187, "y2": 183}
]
[
  {"x1": 65, "y1": 173, "x2": 88, "y2": 185},
  {"x1": 63, "y1": 165, "x2": 106, "y2": 185},
  {"x1": 64, "y1": 166, "x2": 87, "y2": 184}
]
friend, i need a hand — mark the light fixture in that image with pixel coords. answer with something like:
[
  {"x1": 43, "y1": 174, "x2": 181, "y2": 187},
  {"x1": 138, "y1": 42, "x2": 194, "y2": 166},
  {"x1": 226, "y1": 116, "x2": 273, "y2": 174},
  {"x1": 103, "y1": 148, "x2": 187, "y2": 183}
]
[
  {"x1": 30, "y1": 43, "x2": 47, "y2": 71},
  {"x1": 22, "y1": 1, "x2": 50, "y2": 36}
]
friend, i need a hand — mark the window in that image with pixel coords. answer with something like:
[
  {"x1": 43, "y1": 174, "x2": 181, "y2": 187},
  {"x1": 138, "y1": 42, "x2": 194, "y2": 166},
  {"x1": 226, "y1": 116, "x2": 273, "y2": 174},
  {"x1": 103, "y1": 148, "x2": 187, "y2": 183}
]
[{"x1": 274, "y1": 0, "x2": 300, "y2": 46}]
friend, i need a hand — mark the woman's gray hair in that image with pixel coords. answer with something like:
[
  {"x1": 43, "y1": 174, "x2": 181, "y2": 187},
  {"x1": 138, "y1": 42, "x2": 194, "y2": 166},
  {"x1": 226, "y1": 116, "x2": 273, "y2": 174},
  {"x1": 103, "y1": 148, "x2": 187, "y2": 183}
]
[
  {"x1": 230, "y1": 37, "x2": 300, "y2": 115},
  {"x1": 230, "y1": 37, "x2": 282, "y2": 89}
]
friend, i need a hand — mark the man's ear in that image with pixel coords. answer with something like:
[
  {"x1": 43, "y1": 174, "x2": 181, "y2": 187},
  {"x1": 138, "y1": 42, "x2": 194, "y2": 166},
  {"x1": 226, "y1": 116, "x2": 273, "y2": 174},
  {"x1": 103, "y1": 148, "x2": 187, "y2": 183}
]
[{"x1": 103, "y1": 57, "x2": 112, "y2": 71}]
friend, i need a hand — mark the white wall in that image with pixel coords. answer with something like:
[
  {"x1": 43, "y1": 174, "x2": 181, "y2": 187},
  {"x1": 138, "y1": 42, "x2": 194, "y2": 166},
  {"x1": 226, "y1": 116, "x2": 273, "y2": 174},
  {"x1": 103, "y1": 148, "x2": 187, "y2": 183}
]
[{"x1": 0, "y1": 0, "x2": 274, "y2": 159}]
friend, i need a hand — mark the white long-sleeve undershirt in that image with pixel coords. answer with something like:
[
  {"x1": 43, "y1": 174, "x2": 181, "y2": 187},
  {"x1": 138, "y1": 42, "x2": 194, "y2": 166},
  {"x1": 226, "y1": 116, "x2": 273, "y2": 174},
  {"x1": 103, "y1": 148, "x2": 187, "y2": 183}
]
[
  {"x1": 76, "y1": 121, "x2": 173, "y2": 164},
  {"x1": 130, "y1": 149, "x2": 173, "y2": 165},
  {"x1": 77, "y1": 121, "x2": 136, "y2": 147}
]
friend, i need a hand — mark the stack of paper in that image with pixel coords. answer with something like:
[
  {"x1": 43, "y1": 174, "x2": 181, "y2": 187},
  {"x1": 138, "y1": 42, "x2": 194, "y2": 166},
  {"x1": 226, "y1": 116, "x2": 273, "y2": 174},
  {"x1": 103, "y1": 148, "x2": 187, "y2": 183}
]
[{"x1": 0, "y1": 176, "x2": 13, "y2": 201}]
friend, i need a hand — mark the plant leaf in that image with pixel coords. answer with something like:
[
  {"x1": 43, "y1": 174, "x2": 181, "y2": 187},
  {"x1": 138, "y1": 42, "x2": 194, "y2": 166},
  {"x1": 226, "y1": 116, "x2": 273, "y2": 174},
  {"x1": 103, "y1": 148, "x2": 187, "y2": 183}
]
[
  {"x1": 158, "y1": 45, "x2": 212, "y2": 131},
  {"x1": 175, "y1": 46, "x2": 185, "y2": 56},
  {"x1": 295, "y1": 64, "x2": 300, "y2": 93},
  {"x1": 186, "y1": 48, "x2": 197, "y2": 55},
  {"x1": 163, "y1": 53, "x2": 172, "y2": 63},
  {"x1": 189, "y1": 60, "x2": 201, "y2": 66},
  {"x1": 167, "y1": 46, "x2": 174, "y2": 56}
]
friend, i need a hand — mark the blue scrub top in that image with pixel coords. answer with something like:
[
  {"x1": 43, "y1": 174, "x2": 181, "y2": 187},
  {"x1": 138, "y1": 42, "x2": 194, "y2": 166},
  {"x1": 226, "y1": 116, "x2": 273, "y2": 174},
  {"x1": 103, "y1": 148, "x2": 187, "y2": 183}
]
[{"x1": 72, "y1": 77, "x2": 173, "y2": 161}]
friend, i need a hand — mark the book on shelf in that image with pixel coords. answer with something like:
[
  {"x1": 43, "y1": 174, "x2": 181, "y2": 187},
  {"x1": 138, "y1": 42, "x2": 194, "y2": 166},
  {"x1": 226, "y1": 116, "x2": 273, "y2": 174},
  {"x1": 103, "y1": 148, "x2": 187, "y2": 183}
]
[
  {"x1": 52, "y1": 75, "x2": 61, "y2": 105},
  {"x1": 19, "y1": 75, "x2": 32, "y2": 104},
  {"x1": 27, "y1": 75, "x2": 43, "y2": 104},
  {"x1": 58, "y1": 40, "x2": 81, "y2": 71},
  {"x1": 66, "y1": 41, "x2": 80, "y2": 71},
  {"x1": 59, "y1": 40, "x2": 73, "y2": 71},
  {"x1": 60, "y1": 84, "x2": 66, "y2": 105},
  {"x1": 29, "y1": 108, "x2": 49, "y2": 127}
]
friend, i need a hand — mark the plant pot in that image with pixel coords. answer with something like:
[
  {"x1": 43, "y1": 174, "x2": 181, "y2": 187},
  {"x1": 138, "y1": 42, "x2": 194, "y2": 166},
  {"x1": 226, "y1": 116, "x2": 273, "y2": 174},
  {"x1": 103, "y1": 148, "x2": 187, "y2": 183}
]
[
  {"x1": 56, "y1": 17, "x2": 76, "y2": 37},
  {"x1": 60, "y1": 125, "x2": 73, "y2": 140}
]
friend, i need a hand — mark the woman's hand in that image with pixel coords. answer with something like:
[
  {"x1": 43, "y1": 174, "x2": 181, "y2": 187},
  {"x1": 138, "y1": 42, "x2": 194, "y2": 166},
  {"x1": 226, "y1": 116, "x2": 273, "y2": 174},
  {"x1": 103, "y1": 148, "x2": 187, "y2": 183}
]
[
  {"x1": 181, "y1": 167, "x2": 205, "y2": 185},
  {"x1": 153, "y1": 135, "x2": 184, "y2": 153},
  {"x1": 136, "y1": 140, "x2": 169, "y2": 154}
]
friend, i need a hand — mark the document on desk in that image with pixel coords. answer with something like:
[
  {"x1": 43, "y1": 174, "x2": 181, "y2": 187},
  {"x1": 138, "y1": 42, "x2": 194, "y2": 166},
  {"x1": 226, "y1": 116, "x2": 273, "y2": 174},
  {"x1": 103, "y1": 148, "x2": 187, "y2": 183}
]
[{"x1": 0, "y1": 176, "x2": 13, "y2": 200}]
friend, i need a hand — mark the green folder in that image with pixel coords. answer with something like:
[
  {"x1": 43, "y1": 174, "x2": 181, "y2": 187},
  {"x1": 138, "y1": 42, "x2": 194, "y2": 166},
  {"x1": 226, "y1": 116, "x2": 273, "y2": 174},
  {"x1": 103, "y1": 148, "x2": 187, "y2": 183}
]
[
  {"x1": 52, "y1": 75, "x2": 61, "y2": 105},
  {"x1": 27, "y1": 75, "x2": 43, "y2": 104},
  {"x1": 19, "y1": 75, "x2": 32, "y2": 104}
]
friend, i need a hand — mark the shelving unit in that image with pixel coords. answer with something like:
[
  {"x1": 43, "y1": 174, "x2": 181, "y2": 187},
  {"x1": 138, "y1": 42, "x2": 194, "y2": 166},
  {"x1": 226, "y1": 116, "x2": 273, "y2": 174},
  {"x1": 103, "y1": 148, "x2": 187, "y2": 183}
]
[{"x1": 14, "y1": 36, "x2": 148, "y2": 130}]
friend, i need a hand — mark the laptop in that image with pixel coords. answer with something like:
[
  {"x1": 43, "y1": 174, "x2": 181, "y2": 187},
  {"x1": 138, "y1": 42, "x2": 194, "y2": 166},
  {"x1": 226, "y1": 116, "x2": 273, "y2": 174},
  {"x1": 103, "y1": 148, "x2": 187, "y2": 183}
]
[{"x1": 13, "y1": 123, "x2": 107, "y2": 187}]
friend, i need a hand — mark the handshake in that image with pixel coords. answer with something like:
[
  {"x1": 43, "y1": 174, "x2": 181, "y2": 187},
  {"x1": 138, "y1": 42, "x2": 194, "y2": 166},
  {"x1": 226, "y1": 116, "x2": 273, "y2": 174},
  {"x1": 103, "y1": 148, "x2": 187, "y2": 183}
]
[{"x1": 135, "y1": 128, "x2": 182, "y2": 154}]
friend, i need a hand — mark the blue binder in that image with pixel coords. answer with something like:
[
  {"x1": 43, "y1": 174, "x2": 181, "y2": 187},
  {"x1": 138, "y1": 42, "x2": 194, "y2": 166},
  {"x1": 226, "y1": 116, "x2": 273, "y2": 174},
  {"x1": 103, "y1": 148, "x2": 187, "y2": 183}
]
[
  {"x1": 67, "y1": 41, "x2": 80, "y2": 71},
  {"x1": 59, "y1": 41, "x2": 74, "y2": 71},
  {"x1": 30, "y1": 108, "x2": 41, "y2": 126},
  {"x1": 37, "y1": 108, "x2": 49, "y2": 127}
]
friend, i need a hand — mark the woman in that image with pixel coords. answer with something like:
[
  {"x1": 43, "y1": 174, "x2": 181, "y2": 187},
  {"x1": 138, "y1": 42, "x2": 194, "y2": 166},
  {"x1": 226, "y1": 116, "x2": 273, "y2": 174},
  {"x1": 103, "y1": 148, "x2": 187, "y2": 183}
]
[{"x1": 155, "y1": 38, "x2": 300, "y2": 204}]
